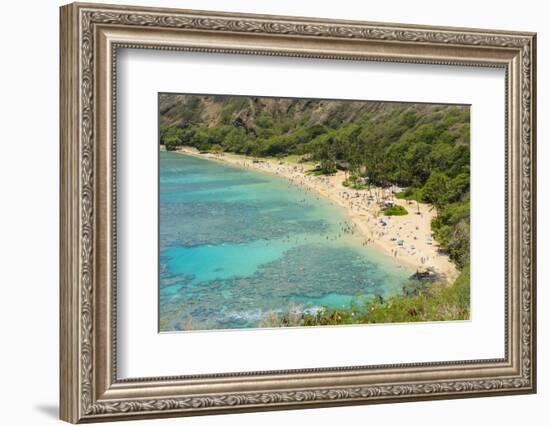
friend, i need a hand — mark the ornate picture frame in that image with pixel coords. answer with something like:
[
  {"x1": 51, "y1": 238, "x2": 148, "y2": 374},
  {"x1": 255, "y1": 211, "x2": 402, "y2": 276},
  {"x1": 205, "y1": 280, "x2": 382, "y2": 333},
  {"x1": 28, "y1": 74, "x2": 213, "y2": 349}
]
[{"x1": 60, "y1": 2, "x2": 536, "y2": 423}]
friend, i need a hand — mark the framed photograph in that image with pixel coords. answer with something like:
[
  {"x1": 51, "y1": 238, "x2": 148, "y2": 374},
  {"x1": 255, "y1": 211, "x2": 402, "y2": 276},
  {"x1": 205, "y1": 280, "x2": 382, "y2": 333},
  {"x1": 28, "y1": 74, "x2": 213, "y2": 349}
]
[{"x1": 60, "y1": 2, "x2": 537, "y2": 423}]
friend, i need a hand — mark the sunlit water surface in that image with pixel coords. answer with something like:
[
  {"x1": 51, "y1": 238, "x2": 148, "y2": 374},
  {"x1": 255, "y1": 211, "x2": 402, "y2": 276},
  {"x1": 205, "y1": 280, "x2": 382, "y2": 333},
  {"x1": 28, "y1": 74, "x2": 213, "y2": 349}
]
[{"x1": 159, "y1": 151, "x2": 411, "y2": 331}]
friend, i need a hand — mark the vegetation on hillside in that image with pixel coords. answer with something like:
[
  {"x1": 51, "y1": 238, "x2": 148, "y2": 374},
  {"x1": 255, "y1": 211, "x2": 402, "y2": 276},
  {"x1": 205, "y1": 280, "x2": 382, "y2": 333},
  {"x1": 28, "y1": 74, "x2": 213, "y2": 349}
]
[{"x1": 259, "y1": 266, "x2": 470, "y2": 327}]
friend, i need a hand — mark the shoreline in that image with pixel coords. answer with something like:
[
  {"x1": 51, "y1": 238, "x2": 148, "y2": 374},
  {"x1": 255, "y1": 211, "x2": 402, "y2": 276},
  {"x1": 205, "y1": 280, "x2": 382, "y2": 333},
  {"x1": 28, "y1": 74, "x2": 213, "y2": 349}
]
[{"x1": 171, "y1": 146, "x2": 459, "y2": 283}]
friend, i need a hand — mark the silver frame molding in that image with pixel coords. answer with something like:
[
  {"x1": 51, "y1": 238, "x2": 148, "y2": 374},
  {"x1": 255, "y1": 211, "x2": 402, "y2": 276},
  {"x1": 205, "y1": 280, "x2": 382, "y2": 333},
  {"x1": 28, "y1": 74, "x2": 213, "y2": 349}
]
[{"x1": 60, "y1": 2, "x2": 537, "y2": 423}]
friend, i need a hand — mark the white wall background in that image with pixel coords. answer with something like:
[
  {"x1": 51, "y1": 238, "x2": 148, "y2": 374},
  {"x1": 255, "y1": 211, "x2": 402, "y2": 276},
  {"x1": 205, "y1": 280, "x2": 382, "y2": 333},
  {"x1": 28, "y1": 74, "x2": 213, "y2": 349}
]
[{"x1": 0, "y1": 0, "x2": 545, "y2": 426}]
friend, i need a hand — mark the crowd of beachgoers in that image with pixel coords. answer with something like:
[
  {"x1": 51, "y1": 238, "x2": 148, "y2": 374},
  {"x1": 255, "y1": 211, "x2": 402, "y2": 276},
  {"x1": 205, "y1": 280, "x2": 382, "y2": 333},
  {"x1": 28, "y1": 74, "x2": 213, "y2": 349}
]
[{"x1": 176, "y1": 146, "x2": 458, "y2": 283}]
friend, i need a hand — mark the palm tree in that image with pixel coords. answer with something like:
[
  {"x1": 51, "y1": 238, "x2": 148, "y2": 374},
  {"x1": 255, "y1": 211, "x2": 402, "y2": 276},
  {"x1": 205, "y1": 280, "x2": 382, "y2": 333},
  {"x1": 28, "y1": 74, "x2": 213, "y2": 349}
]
[{"x1": 412, "y1": 177, "x2": 421, "y2": 214}]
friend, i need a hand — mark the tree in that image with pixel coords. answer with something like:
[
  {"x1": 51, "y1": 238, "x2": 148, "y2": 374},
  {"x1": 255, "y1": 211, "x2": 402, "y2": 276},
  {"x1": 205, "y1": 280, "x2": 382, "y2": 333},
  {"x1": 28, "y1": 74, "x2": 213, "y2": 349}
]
[
  {"x1": 431, "y1": 201, "x2": 470, "y2": 268},
  {"x1": 422, "y1": 171, "x2": 450, "y2": 210},
  {"x1": 188, "y1": 128, "x2": 209, "y2": 148},
  {"x1": 164, "y1": 135, "x2": 180, "y2": 151},
  {"x1": 254, "y1": 112, "x2": 274, "y2": 128},
  {"x1": 446, "y1": 173, "x2": 470, "y2": 203},
  {"x1": 406, "y1": 142, "x2": 432, "y2": 184},
  {"x1": 210, "y1": 144, "x2": 223, "y2": 153},
  {"x1": 320, "y1": 158, "x2": 337, "y2": 174}
]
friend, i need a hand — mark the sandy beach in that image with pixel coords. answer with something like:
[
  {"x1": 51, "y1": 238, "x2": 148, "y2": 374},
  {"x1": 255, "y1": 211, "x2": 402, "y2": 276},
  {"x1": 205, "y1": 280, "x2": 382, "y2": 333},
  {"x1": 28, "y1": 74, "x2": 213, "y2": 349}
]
[{"x1": 175, "y1": 146, "x2": 459, "y2": 283}]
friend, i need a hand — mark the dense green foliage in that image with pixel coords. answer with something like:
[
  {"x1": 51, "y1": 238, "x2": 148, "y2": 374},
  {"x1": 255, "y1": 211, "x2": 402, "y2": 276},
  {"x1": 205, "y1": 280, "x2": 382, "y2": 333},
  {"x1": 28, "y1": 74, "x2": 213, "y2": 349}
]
[
  {"x1": 160, "y1": 94, "x2": 470, "y2": 270},
  {"x1": 383, "y1": 205, "x2": 408, "y2": 216},
  {"x1": 342, "y1": 175, "x2": 369, "y2": 190},
  {"x1": 259, "y1": 267, "x2": 470, "y2": 327},
  {"x1": 303, "y1": 267, "x2": 470, "y2": 325},
  {"x1": 395, "y1": 187, "x2": 423, "y2": 202}
]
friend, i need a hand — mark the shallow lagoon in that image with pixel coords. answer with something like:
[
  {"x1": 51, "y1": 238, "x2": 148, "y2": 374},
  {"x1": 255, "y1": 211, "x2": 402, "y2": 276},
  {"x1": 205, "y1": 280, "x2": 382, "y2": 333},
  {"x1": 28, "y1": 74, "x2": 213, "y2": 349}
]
[{"x1": 159, "y1": 151, "x2": 412, "y2": 331}]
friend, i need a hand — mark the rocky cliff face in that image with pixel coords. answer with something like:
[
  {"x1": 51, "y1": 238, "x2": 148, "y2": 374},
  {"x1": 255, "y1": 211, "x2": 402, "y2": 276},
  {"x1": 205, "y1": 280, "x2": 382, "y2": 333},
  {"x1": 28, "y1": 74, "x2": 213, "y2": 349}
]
[{"x1": 159, "y1": 93, "x2": 467, "y2": 137}]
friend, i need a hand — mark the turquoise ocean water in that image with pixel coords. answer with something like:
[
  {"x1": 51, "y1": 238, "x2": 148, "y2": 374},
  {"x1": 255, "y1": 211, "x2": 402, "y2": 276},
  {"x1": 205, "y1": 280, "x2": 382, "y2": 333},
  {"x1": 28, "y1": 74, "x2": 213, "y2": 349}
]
[{"x1": 159, "y1": 151, "x2": 411, "y2": 331}]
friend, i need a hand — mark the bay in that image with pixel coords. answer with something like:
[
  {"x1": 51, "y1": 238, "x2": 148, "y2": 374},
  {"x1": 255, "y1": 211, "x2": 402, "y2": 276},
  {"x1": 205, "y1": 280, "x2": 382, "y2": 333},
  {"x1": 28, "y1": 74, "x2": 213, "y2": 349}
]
[{"x1": 159, "y1": 151, "x2": 411, "y2": 331}]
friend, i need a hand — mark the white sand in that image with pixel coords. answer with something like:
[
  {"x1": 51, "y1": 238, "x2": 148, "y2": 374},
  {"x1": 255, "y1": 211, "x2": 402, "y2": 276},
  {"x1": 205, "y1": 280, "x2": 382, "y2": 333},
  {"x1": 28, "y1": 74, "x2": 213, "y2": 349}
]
[{"x1": 175, "y1": 146, "x2": 459, "y2": 283}]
